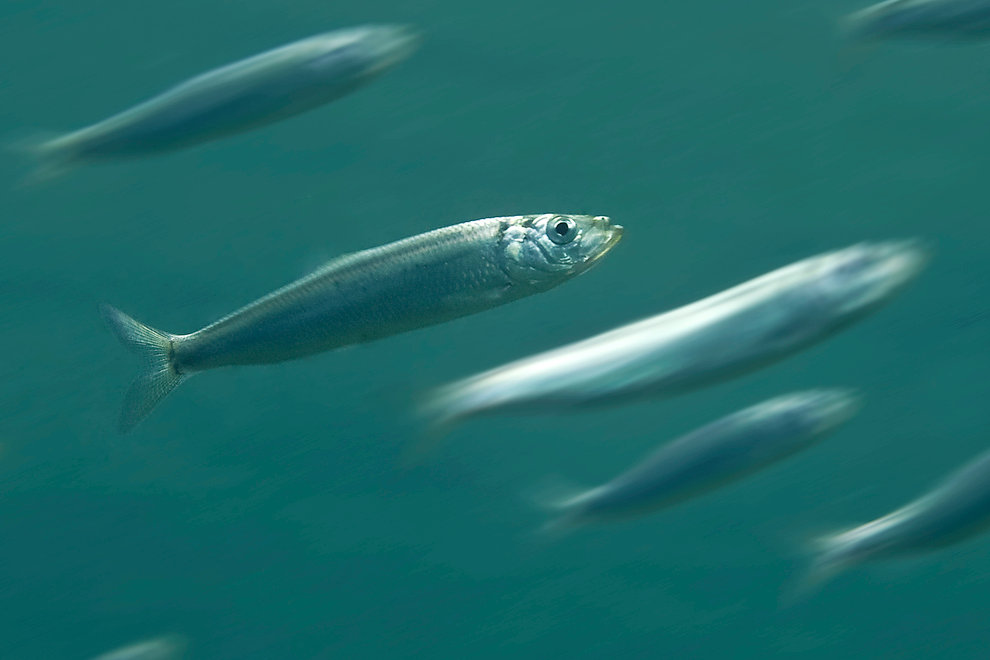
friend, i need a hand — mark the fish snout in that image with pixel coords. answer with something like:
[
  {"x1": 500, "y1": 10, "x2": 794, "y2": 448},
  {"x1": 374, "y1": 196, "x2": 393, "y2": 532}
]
[
  {"x1": 807, "y1": 388, "x2": 863, "y2": 433},
  {"x1": 879, "y1": 238, "x2": 931, "y2": 281},
  {"x1": 594, "y1": 216, "x2": 624, "y2": 252},
  {"x1": 376, "y1": 24, "x2": 423, "y2": 64},
  {"x1": 863, "y1": 238, "x2": 931, "y2": 298}
]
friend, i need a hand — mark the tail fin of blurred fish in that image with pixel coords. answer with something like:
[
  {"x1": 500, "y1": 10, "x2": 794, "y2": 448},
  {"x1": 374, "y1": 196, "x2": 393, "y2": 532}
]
[
  {"x1": 9, "y1": 131, "x2": 79, "y2": 186},
  {"x1": 400, "y1": 415, "x2": 457, "y2": 468},
  {"x1": 832, "y1": 10, "x2": 881, "y2": 86},
  {"x1": 780, "y1": 529, "x2": 854, "y2": 606},
  {"x1": 527, "y1": 476, "x2": 590, "y2": 540},
  {"x1": 100, "y1": 304, "x2": 187, "y2": 433},
  {"x1": 402, "y1": 386, "x2": 468, "y2": 465}
]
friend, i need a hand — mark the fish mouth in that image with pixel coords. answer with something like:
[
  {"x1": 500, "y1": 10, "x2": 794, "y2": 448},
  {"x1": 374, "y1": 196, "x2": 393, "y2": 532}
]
[
  {"x1": 587, "y1": 217, "x2": 624, "y2": 265},
  {"x1": 379, "y1": 25, "x2": 423, "y2": 61},
  {"x1": 865, "y1": 238, "x2": 931, "y2": 293},
  {"x1": 362, "y1": 25, "x2": 422, "y2": 73},
  {"x1": 877, "y1": 238, "x2": 930, "y2": 277},
  {"x1": 813, "y1": 388, "x2": 863, "y2": 429}
]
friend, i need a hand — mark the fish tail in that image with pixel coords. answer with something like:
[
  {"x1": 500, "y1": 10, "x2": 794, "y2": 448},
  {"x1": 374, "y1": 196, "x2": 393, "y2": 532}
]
[
  {"x1": 780, "y1": 530, "x2": 854, "y2": 605},
  {"x1": 399, "y1": 415, "x2": 458, "y2": 467},
  {"x1": 9, "y1": 131, "x2": 80, "y2": 186},
  {"x1": 526, "y1": 476, "x2": 590, "y2": 541},
  {"x1": 402, "y1": 385, "x2": 471, "y2": 464},
  {"x1": 99, "y1": 303, "x2": 186, "y2": 433},
  {"x1": 838, "y1": 10, "x2": 866, "y2": 41}
]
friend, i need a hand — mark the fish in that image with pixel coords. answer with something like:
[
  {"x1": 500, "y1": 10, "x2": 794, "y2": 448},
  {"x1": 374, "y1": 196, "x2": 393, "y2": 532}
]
[
  {"x1": 21, "y1": 25, "x2": 420, "y2": 180},
  {"x1": 425, "y1": 240, "x2": 927, "y2": 428},
  {"x1": 91, "y1": 635, "x2": 186, "y2": 660},
  {"x1": 803, "y1": 447, "x2": 990, "y2": 591},
  {"x1": 841, "y1": 0, "x2": 990, "y2": 42},
  {"x1": 101, "y1": 214, "x2": 623, "y2": 432},
  {"x1": 537, "y1": 390, "x2": 860, "y2": 534}
]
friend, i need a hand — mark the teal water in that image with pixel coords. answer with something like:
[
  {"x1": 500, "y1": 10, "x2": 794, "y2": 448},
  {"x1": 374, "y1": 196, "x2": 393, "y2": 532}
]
[{"x1": 2, "y1": 0, "x2": 989, "y2": 658}]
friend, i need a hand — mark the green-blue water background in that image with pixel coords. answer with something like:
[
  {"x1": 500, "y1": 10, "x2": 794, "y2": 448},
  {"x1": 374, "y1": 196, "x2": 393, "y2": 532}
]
[{"x1": 2, "y1": 0, "x2": 989, "y2": 657}]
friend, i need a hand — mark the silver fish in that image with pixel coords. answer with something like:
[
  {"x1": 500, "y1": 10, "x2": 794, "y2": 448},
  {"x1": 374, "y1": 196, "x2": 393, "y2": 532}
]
[
  {"x1": 91, "y1": 635, "x2": 186, "y2": 660},
  {"x1": 25, "y1": 25, "x2": 419, "y2": 179},
  {"x1": 842, "y1": 0, "x2": 990, "y2": 41},
  {"x1": 539, "y1": 390, "x2": 859, "y2": 532},
  {"x1": 426, "y1": 241, "x2": 926, "y2": 427},
  {"x1": 807, "y1": 448, "x2": 990, "y2": 590},
  {"x1": 101, "y1": 214, "x2": 622, "y2": 432}
]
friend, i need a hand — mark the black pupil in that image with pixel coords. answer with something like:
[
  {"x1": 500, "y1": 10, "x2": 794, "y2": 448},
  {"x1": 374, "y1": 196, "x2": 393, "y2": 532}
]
[{"x1": 554, "y1": 221, "x2": 570, "y2": 236}]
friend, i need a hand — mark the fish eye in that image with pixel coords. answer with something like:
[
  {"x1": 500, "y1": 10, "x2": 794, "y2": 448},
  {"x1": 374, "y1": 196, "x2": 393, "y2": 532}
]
[{"x1": 547, "y1": 216, "x2": 577, "y2": 245}]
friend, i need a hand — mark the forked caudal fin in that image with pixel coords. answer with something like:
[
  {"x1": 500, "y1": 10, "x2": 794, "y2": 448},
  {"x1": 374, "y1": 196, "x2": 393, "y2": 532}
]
[
  {"x1": 780, "y1": 529, "x2": 856, "y2": 605},
  {"x1": 8, "y1": 131, "x2": 80, "y2": 186},
  {"x1": 400, "y1": 387, "x2": 473, "y2": 465},
  {"x1": 525, "y1": 476, "x2": 592, "y2": 540},
  {"x1": 99, "y1": 303, "x2": 186, "y2": 433}
]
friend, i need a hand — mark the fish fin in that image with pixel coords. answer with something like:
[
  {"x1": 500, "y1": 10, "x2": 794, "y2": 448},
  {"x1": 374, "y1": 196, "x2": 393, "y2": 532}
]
[
  {"x1": 399, "y1": 409, "x2": 458, "y2": 468},
  {"x1": 400, "y1": 385, "x2": 467, "y2": 466},
  {"x1": 8, "y1": 131, "x2": 79, "y2": 187},
  {"x1": 779, "y1": 528, "x2": 854, "y2": 606},
  {"x1": 829, "y1": 6, "x2": 885, "y2": 87},
  {"x1": 524, "y1": 475, "x2": 589, "y2": 541},
  {"x1": 99, "y1": 303, "x2": 186, "y2": 433}
]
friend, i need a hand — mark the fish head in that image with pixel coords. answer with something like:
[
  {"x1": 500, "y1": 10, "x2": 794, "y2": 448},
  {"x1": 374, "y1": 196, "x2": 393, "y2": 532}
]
[
  {"x1": 360, "y1": 25, "x2": 422, "y2": 72},
  {"x1": 500, "y1": 214, "x2": 623, "y2": 290},
  {"x1": 806, "y1": 239, "x2": 929, "y2": 319},
  {"x1": 309, "y1": 25, "x2": 421, "y2": 77},
  {"x1": 783, "y1": 389, "x2": 863, "y2": 436}
]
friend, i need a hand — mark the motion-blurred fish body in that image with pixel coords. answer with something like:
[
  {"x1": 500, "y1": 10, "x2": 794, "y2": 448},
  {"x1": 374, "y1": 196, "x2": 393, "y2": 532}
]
[
  {"x1": 842, "y1": 0, "x2": 990, "y2": 41},
  {"x1": 101, "y1": 214, "x2": 622, "y2": 432},
  {"x1": 807, "y1": 448, "x2": 990, "y2": 589},
  {"x1": 91, "y1": 635, "x2": 186, "y2": 660},
  {"x1": 25, "y1": 25, "x2": 419, "y2": 178},
  {"x1": 539, "y1": 390, "x2": 859, "y2": 531},
  {"x1": 427, "y1": 241, "x2": 926, "y2": 426}
]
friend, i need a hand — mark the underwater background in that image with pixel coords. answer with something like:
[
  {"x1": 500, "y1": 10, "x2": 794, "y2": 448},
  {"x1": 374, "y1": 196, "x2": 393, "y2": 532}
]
[{"x1": 2, "y1": 0, "x2": 990, "y2": 657}]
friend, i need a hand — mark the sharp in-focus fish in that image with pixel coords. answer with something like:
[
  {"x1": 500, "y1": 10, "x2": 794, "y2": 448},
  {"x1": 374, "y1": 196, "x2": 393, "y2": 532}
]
[
  {"x1": 21, "y1": 25, "x2": 420, "y2": 180},
  {"x1": 101, "y1": 214, "x2": 622, "y2": 432},
  {"x1": 426, "y1": 241, "x2": 927, "y2": 428},
  {"x1": 803, "y1": 448, "x2": 990, "y2": 591},
  {"x1": 538, "y1": 390, "x2": 860, "y2": 534},
  {"x1": 841, "y1": 0, "x2": 990, "y2": 42},
  {"x1": 91, "y1": 635, "x2": 186, "y2": 660}
]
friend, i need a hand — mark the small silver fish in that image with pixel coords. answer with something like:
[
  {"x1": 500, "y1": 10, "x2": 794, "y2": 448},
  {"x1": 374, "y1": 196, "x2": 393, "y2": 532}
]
[
  {"x1": 538, "y1": 390, "x2": 860, "y2": 533},
  {"x1": 101, "y1": 214, "x2": 622, "y2": 432},
  {"x1": 91, "y1": 635, "x2": 186, "y2": 660},
  {"x1": 842, "y1": 0, "x2": 990, "y2": 41},
  {"x1": 805, "y1": 448, "x2": 990, "y2": 591},
  {"x1": 24, "y1": 25, "x2": 419, "y2": 180},
  {"x1": 425, "y1": 241, "x2": 926, "y2": 428}
]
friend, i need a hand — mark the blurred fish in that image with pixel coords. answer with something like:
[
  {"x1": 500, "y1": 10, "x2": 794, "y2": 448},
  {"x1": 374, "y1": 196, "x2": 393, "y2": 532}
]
[
  {"x1": 91, "y1": 634, "x2": 186, "y2": 660},
  {"x1": 101, "y1": 214, "x2": 622, "y2": 432},
  {"x1": 802, "y1": 448, "x2": 990, "y2": 593},
  {"x1": 537, "y1": 390, "x2": 860, "y2": 534},
  {"x1": 425, "y1": 241, "x2": 927, "y2": 428},
  {"x1": 20, "y1": 25, "x2": 420, "y2": 180},
  {"x1": 842, "y1": 0, "x2": 990, "y2": 41}
]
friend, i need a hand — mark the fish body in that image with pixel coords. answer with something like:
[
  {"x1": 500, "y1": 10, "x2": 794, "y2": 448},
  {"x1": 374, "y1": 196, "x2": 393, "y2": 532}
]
[
  {"x1": 810, "y1": 449, "x2": 990, "y2": 586},
  {"x1": 428, "y1": 241, "x2": 926, "y2": 425},
  {"x1": 843, "y1": 0, "x2": 990, "y2": 40},
  {"x1": 543, "y1": 390, "x2": 860, "y2": 530},
  {"x1": 29, "y1": 26, "x2": 419, "y2": 177},
  {"x1": 101, "y1": 214, "x2": 622, "y2": 431}
]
